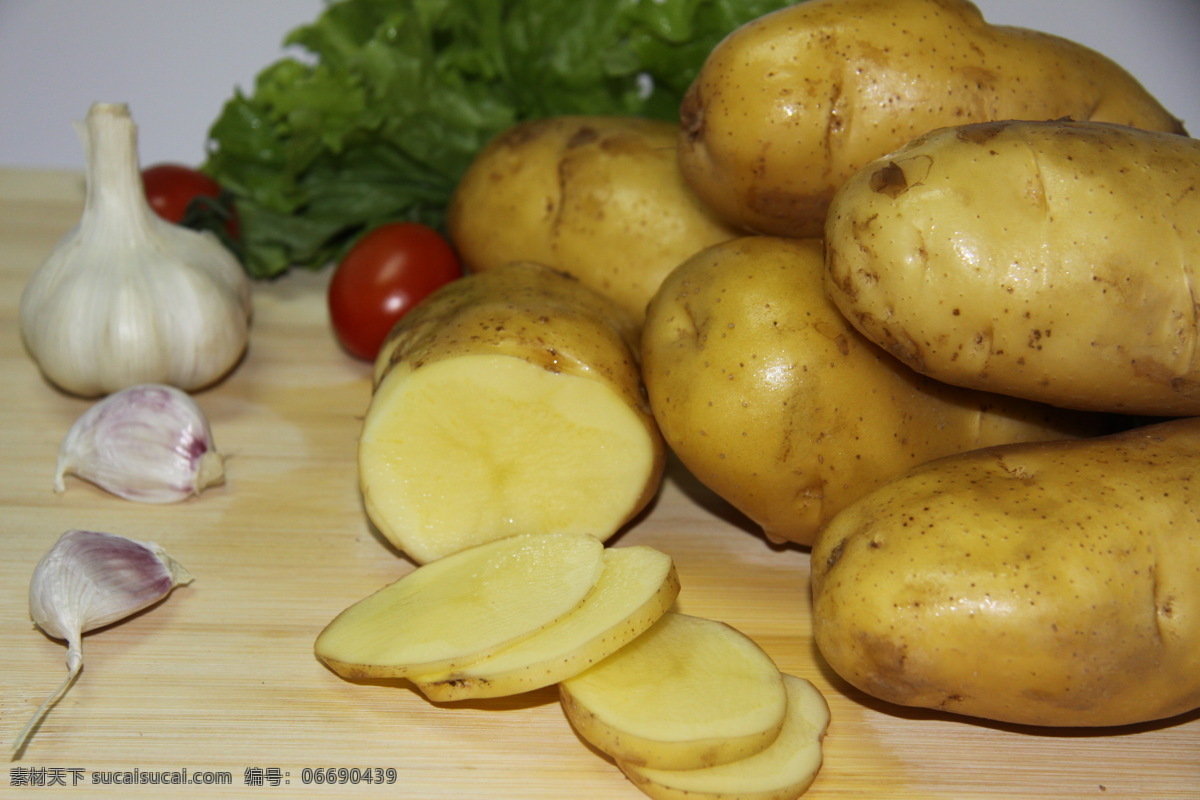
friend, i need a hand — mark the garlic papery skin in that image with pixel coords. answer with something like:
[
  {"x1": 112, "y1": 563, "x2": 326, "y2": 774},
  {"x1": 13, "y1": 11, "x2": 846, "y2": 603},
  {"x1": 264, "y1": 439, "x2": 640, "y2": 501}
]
[
  {"x1": 54, "y1": 383, "x2": 225, "y2": 503},
  {"x1": 15, "y1": 529, "x2": 193, "y2": 757},
  {"x1": 28, "y1": 529, "x2": 195, "y2": 661},
  {"x1": 18, "y1": 102, "x2": 252, "y2": 398}
]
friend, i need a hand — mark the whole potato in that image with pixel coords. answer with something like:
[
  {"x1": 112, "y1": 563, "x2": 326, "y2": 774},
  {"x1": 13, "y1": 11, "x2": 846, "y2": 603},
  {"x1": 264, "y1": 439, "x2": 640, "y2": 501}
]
[
  {"x1": 448, "y1": 116, "x2": 740, "y2": 326},
  {"x1": 678, "y1": 0, "x2": 1186, "y2": 238},
  {"x1": 811, "y1": 416, "x2": 1200, "y2": 727},
  {"x1": 640, "y1": 236, "x2": 1110, "y2": 547},
  {"x1": 825, "y1": 119, "x2": 1200, "y2": 416}
]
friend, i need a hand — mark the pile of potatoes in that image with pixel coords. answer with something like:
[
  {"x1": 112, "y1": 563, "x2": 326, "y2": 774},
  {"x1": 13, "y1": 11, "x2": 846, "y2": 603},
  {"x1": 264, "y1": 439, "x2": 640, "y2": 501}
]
[{"x1": 357, "y1": 0, "x2": 1200, "y2": 775}]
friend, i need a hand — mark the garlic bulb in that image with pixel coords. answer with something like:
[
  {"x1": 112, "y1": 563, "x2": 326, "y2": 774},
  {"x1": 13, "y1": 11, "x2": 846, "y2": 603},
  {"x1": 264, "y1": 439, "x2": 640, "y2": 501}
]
[
  {"x1": 14, "y1": 529, "x2": 193, "y2": 756},
  {"x1": 18, "y1": 102, "x2": 252, "y2": 397},
  {"x1": 55, "y1": 383, "x2": 225, "y2": 503}
]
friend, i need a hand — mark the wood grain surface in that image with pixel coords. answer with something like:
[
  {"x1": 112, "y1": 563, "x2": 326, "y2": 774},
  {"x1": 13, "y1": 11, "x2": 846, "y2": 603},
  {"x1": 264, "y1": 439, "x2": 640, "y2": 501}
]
[{"x1": 1, "y1": 168, "x2": 1197, "y2": 798}]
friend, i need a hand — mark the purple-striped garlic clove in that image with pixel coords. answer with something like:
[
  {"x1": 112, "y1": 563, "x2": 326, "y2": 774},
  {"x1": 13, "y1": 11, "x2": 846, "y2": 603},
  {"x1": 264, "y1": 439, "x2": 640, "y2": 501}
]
[
  {"x1": 15, "y1": 529, "x2": 194, "y2": 755},
  {"x1": 54, "y1": 383, "x2": 225, "y2": 503}
]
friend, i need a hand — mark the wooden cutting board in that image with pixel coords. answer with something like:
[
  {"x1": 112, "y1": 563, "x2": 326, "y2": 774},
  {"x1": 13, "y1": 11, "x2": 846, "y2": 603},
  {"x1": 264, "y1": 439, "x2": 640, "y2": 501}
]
[{"x1": 1, "y1": 167, "x2": 1196, "y2": 798}]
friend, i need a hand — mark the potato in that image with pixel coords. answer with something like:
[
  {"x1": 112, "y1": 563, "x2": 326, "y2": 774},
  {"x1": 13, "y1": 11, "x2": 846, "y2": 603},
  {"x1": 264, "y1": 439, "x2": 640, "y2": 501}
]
[
  {"x1": 362, "y1": 262, "x2": 664, "y2": 564},
  {"x1": 811, "y1": 417, "x2": 1200, "y2": 727},
  {"x1": 825, "y1": 119, "x2": 1200, "y2": 416},
  {"x1": 410, "y1": 545, "x2": 679, "y2": 702},
  {"x1": 619, "y1": 674, "x2": 829, "y2": 800},
  {"x1": 315, "y1": 533, "x2": 606, "y2": 680},
  {"x1": 641, "y1": 236, "x2": 1112, "y2": 547},
  {"x1": 559, "y1": 612, "x2": 788, "y2": 771},
  {"x1": 677, "y1": 0, "x2": 1186, "y2": 238},
  {"x1": 448, "y1": 115, "x2": 740, "y2": 325}
]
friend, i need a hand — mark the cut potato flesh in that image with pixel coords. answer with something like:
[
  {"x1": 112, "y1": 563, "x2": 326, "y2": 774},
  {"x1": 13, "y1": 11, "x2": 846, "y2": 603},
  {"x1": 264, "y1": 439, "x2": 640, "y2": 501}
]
[
  {"x1": 315, "y1": 533, "x2": 605, "y2": 679},
  {"x1": 412, "y1": 545, "x2": 680, "y2": 702},
  {"x1": 359, "y1": 354, "x2": 660, "y2": 564},
  {"x1": 559, "y1": 612, "x2": 788, "y2": 770},
  {"x1": 620, "y1": 674, "x2": 830, "y2": 800}
]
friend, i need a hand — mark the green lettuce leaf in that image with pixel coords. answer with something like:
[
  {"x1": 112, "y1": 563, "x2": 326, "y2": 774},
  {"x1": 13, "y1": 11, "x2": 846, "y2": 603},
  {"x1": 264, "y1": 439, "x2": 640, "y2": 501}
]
[{"x1": 203, "y1": 0, "x2": 793, "y2": 278}]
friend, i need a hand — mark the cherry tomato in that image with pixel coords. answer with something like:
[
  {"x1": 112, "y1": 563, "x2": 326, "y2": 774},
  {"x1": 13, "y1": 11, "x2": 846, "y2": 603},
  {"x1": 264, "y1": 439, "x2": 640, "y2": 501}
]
[
  {"x1": 328, "y1": 222, "x2": 462, "y2": 361},
  {"x1": 141, "y1": 163, "x2": 239, "y2": 238}
]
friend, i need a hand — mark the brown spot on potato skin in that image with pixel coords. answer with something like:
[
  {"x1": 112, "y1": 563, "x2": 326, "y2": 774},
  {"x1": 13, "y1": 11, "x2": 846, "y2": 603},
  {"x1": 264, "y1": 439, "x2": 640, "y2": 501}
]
[
  {"x1": 853, "y1": 314, "x2": 927, "y2": 373},
  {"x1": 824, "y1": 538, "x2": 845, "y2": 569},
  {"x1": 565, "y1": 126, "x2": 600, "y2": 149},
  {"x1": 680, "y1": 81, "x2": 705, "y2": 142},
  {"x1": 852, "y1": 633, "x2": 912, "y2": 701},
  {"x1": 869, "y1": 161, "x2": 909, "y2": 197},
  {"x1": 492, "y1": 117, "x2": 555, "y2": 150},
  {"x1": 955, "y1": 119, "x2": 1014, "y2": 145}
]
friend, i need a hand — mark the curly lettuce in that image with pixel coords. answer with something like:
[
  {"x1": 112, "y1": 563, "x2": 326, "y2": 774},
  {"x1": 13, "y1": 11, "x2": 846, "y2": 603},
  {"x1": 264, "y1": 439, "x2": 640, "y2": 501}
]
[{"x1": 202, "y1": 0, "x2": 792, "y2": 277}]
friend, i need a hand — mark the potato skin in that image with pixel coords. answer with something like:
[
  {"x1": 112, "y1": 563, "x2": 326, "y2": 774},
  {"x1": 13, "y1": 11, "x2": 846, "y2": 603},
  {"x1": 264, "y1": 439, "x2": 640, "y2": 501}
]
[
  {"x1": 811, "y1": 417, "x2": 1200, "y2": 727},
  {"x1": 678, "y1": 0, "x2": 1186, "y2": 238},
  {"x1": 640, "y1": 236, "x2": 1109, "y2": 547},
  {"x1": 375, "y1": 261, "x2": 647, "y2": 417},
  {"x1": 448, "y1": 116, "x2": 739, "y2": 325},
  {"x1": 825, "y1": 119, "x2": 1200, "y2": 416}
]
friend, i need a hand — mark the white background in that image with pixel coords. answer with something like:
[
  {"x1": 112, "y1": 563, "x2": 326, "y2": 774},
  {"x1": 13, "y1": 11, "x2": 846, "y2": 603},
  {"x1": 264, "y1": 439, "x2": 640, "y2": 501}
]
[{"x1": 1, "y1": 0, "x2": 1197, "y2": 170}]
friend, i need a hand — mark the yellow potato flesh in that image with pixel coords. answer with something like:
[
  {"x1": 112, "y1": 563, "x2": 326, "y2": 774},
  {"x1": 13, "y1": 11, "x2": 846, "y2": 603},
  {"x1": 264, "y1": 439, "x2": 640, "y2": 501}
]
[
  {"x1": 365, "y1": 262, "x2": 663, "y2": 564},
  {"x1": 825, "y1": 119, "x2": 1200, "y2": 415},
  {"x1": 811, "y1": 417, "x2": 1200, "y2": 727},
  {"x1": 360, "y1": 354, "x2": 658, "y2": 564},
  {"x1": 559, "y1": 612, "x2": 787, "y2": 770},
  {"x1": 620, "y1": 674, "x2": 830, "y2": 800},
  {"x1": 411, "y1": 545, "x2": 679, "y2": 702},
  {"x1": 315, "y1": 533, "x2": 605, "y2": 680}
]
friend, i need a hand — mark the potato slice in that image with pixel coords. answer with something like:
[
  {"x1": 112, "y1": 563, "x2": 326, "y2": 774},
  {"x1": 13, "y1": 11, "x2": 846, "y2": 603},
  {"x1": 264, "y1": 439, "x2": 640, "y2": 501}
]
[
  {"x1": 315, "y1": 533, "x2": 605, "y2": 680},
  {"x1": 412, "y1": 545, "x2": 680, "y2": 702},
  {"x1": 559, "y1": 612, "x2": 787, "y2": 770},
  {"x1": 619, "y1": 674, "x2": 829, "y2": 800}
]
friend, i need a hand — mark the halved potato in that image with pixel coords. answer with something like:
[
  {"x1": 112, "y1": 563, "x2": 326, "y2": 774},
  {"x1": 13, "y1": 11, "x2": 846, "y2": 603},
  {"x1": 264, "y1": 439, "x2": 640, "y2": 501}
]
[
  {"x1": 620, "y1": 674, "x2": 830, "y2": 800},
  {"x1": 559, "y1": 612, "x2": 787, "y2": 770},
  {"x1": 412, "y1": 545, "x2": 680, "y2": 701},
  {"x1": 315, "y1": 533, "x2": 605, "y2": 679},
  {"x1": 362, "y1": 262, "x2": 664, "y2": 564}
]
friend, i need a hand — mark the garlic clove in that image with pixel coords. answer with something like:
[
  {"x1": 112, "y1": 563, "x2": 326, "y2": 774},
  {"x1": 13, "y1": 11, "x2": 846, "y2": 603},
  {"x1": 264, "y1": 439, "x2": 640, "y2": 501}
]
[
  {"x1": 28, "y1": 529, "x2": 194, "y2": 655},
  {"x1": 15, "y1": 529, "x2": 193, "y2": 756},
  {"x1": 18, "y1": 102, "x2": 252, "y2": 397},
  {"x1": 54, "y1": 383, "x2": 225, "y2": 503}
]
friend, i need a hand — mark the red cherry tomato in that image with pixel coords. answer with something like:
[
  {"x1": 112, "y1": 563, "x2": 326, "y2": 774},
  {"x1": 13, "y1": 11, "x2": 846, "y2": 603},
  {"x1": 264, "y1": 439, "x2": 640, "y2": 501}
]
[
  {"x1": 328, "y1": 222, "x2": 462, "y2": 361},
  {"x1": 142, "y1": 163, "x2": 239, "y2": 238}
]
